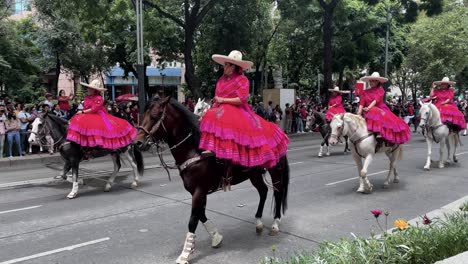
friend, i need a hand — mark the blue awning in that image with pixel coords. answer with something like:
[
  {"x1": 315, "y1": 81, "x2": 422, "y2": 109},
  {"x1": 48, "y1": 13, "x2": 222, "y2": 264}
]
[{"x1": 107, "y1": 67, "x2": 181, "y2": 77}]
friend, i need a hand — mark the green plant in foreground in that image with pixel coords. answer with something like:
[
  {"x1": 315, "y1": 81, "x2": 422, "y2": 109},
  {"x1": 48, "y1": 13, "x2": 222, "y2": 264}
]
[
  {"x1": 261, "y1": 210, "x2": 468, "y2": 264},
  {"x1": 460, "y1": 201, "x2": 468, "y2": 212}
]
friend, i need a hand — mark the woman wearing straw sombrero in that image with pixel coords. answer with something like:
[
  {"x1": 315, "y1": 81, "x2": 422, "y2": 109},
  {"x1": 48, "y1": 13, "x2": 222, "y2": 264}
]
[
  {"x1": 199, "y1": 50, "x2": 289, "y2": 168},
  {"x1": 358, "y1": 72, "x2": 411, "y2": 146},
  {"x1": 67, "y1": 79, "x2": 137, "y2": 150},
  {"x1": 325, "y1": 86, "x2": 350, "y2": 121},
  {"x1": 429, "y1": 77, "x2": 466, "y2": 131}
]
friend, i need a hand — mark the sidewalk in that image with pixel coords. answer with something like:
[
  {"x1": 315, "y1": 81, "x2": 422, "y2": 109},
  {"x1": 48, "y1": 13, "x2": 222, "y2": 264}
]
[{"x1": 0, "y1": 152, "x2": 63, "y2": 168}]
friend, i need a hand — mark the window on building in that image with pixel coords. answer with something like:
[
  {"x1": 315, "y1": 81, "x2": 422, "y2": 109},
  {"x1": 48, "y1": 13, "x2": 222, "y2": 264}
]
[{"x1": 13, "y1": 0, "x2": 31, "y2": 14}]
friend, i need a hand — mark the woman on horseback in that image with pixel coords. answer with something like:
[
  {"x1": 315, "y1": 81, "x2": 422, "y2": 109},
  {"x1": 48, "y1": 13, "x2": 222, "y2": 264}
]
[
  {"x1": 429, "y1": 77, "x2": 466, "y2": 132},
  {"x1": 325, "y1": 86, "x2": 349, "y2": 121},
  {"x1": 357, "y1": 72, "x2": 411, "y2": 145},
  {"x1": 199, "y1": 50, "x2": 289, "y2": 168},
  {"x1": 66, "y1": 79, "x2": 137, "y2": 150}
]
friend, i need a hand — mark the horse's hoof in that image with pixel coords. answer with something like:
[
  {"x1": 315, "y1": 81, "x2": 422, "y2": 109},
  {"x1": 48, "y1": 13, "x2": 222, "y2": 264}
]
[
  {"x1": 211, "y1": 233, "x2": 223, "y2": 248},
  {"x1": 382, "y1": 183, "x2": 389, "y2": 189},
  {"x1": 424, "y1": 166, "x2": 430, "y2": 171},
  {"x1": 393, "y1": 179, "x2": 399, "y2": 183},
  {"x1": 453, "y1": 157, "x2": 458, "y2": 163},
  {"x1": 318, "y1": 153, "x2": 323, "y2": 157},
  {"x1": 256, "y1": 223, "x2": 264, "y2": 234},
  {"x1": 131, "y1": 181, "x2": 138, "y2": 189},
  {"x1": 67, "y1": 192, "x2": 78, "y2": 199},
  {"x1": 438, "y1": 164, "x2": 445, "y2": 169},
  {"x1": 104, "y1": 184, "x2": 111, "y2": 192},
  {"x1": 175, "y1": 256, "x2": 189, "y2": 264},
  {"x1": 326, "y1": 152, "x2": 330, "y2": 156},
  {"x1": 269, "y1": 228, "x2": 279, "y2": 236}
]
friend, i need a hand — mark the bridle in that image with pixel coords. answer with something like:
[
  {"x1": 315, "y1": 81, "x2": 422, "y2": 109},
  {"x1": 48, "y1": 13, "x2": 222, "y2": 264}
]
[
  {"x1": 30, "y1": 117, "x2": 64, "y2": 148},
  {"x1": 330, "y1": 114, "x2": 345, "y2": 140},
  {"x1": 419, "y1": 105, "x2": 444, "y2": 143},
  {"x1": 137, "y1": 102, "x2": 194, "y2": 180}
]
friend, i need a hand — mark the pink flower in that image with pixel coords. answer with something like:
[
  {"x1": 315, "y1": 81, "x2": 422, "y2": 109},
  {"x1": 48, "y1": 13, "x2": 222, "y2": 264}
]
[
  {"x1": 371, "y1": 209, "x2": 382, "y2": 218},
  {"x1": 422, "y1": 214, "x2": 432, "y2": 225}
]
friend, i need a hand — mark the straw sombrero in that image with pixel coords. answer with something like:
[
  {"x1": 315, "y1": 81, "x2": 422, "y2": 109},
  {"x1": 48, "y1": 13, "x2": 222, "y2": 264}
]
[
  {"x1": 328, "y1": 86, "x2": 350, "y2": 93},
  {"x1": 80, "y1": 79, "x2": 107, "y2": 92},
  {"x1": 360, "y1": 72, "x2": 388, "y2": 83},
  {"x1": 433, "y1": 77, "x2": 456, "y2": 86},
  {"x1": 212, "y1": 50, "x2": 253, "y2": 70}
]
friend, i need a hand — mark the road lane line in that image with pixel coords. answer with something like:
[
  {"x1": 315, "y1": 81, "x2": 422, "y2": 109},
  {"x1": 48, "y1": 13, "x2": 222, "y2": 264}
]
[
  {"x1": 325, "y1": 170, "x2": 388, "y2": 186},
  {"x1": 290, "y1": 162, "x2": 304, "y2": 165},
  {"x1": 0, "y1": 205, "x2": 42, "y2": 215},
  {"x1": 0, "y1": 237, "x2": 110, "y2": 264},
  {"x1": 456, "y1": 151, "x2": 468, "y2": 155}
]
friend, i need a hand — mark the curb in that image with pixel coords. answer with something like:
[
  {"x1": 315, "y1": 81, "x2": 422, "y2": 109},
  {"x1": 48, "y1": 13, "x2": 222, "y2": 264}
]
[{"x1": 0, "y1": 153, "x2": 63, "y2": 168}]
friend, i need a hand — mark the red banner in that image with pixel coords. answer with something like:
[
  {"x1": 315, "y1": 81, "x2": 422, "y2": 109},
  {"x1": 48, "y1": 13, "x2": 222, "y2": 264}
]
[{"x1": 354, "y1": 81, "x2": 365, "y2": 96}]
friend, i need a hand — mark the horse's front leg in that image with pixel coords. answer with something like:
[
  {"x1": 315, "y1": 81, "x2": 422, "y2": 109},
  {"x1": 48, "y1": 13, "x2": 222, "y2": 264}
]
[
  {"x1": 344, "y1": 136, "x2": 350, "y2": 153},
  {"x1": 105, "y1": 153, "x2": 121, "y2": 192},
  {"x1": 125, "y1": 149, "x2": 140, "y2": 189},
  {"x1": 451, "y1": 134, "x2": 458, "y2": 163},
  {"x1": 424, "y1": 137, "x2": 432, "y2": 170},
  {"x1": 176, "y1": 189, "x2": 210, "y2": 264},
  {"x1": 351, "y1": 151, "x2": 365, "y2": 193},
  {"x1": 67, "y1": 164, "x2": 79, "y2": 199},
  {"x1": 325, "y1": 136, "x2": 330, "y2": 156},
  {"x1": 318, "y1": 141, "x2": 325, "y2": 157},
  {"x1": 360, "y1": 154, "x2": 374, "y2": 193},
  {"x1": 383, "y1": 149, "x2": 398, "y2": 188}
]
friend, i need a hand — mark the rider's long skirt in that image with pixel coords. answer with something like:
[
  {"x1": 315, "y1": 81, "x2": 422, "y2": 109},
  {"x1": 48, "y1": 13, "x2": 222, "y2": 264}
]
[
  {"x1": 199, "y1": 104, "x2": 289, "y2": 168},
  {"x1": 67, "y1": 112, "x2": 137, "y2": 149},
  {"x1": 435, "y1": 103, "x2": 466, "y2": 131},
  {"x1": 364, "y1": 107, "x2": 411, "y2": 144}
]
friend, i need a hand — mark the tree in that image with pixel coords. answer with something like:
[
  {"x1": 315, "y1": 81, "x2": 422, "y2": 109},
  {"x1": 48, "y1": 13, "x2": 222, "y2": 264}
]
[
  {"x1": 142, "y1": 0, "x2": 224, "y2": 98},
  {"x1": 406, "y1": 4, "x2": 468, "y2": 95}
]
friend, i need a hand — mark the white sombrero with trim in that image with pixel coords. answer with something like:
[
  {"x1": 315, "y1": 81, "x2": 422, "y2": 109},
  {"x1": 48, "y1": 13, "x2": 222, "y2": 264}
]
[
  {"x1": 360, "y1": 72, "x2": 388, "y2": 83},
  {"x1": 212, "y1": 50, "x2": 253, "y2": 70},
  {"x1": 80, "y1": 79, "x2": 107, "y2": 92},
  {"x1": 433, "y1": 77, "x2": 456, "y2": 86},
  {"x1": 328, "y1": 86, "x2": 350, "y2": 93}
]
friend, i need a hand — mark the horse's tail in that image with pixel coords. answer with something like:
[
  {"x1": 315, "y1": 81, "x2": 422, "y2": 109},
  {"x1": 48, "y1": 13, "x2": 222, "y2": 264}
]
[
  {"x1": 133, "y1": 145, "x2": 145, "y2": 176},
  {"x1": 280, "y1": 156, "x2": 290, "y2": 214}
]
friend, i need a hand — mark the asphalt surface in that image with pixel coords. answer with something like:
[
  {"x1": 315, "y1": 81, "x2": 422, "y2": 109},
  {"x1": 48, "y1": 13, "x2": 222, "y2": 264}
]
[{"x1": 0, "y1": 131, "x2": 467, "y2": 264}]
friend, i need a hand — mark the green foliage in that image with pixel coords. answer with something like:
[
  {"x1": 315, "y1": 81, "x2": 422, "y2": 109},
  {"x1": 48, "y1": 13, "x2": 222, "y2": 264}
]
[
  {"x1": 261, "y1": 212, "x2": 468, "y2": 264},
  {"x1": 0, "y1": 18, "x2": 45, "y2": 102},
  {"x1": 406, "y1": 5, "x2": 468, "y2": 94}
]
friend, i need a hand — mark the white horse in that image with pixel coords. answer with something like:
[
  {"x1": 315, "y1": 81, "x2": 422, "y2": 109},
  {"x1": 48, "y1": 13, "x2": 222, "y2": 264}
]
[
  {"x1": 418, "y1": 102, "x2": 459, "y2": 170},
  {"x1": 329, "y1": 113, "x2": 404, "y2": 193},
  {"x1": 193, "y1": 98, "x2": 211, "y2": 118}
]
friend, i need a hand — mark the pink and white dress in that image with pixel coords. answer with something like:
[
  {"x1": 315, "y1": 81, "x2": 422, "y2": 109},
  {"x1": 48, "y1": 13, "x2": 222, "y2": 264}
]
[{"x1": 432, "y1": 88, "x2": 466, "y2": 131}]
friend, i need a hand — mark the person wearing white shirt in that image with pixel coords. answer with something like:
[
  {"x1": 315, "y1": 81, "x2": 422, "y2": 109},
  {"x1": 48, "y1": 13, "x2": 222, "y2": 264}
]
[{"x1": 0, "y1": 104, "x2": 6, "y2": 158}]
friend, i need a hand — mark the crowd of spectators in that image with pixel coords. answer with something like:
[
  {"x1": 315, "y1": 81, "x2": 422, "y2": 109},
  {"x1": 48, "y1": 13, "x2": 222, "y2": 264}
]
[{"x1": 0, "y1": 92, "x2": 139, "y2": 158}]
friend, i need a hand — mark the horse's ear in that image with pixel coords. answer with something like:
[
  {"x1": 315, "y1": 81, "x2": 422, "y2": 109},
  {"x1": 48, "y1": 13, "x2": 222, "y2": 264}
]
[
  {"x1": 197, "y1": 98, "x2": 201, "y2": 103},
  {"x1": 162, "y1": 96, "x2": 171, "y2": 105},
  {"x1": 419, "y1": 100, "x2": 424, "y2": 106}
]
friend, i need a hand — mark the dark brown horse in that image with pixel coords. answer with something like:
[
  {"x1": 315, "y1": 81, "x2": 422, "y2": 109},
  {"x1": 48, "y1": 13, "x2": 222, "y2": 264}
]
[{"x1": 135, "y1": 97, "x2": 290, "y2": 264}]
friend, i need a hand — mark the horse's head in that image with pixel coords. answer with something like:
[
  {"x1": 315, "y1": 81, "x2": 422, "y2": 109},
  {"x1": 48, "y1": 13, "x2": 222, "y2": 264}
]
[
  {"x1": 194, "y1": 98, "x2": 210, "y2": 117},
  {"x1": 28, "y1": 114, "x2": 44, "y2": 144},
  {"x1": 329, "y1": 113, "x2": 345, "y2": 145},
  {"x1": 135, "y1": 96, "x2": 171, "y2": 150},
  {"x1": 418, "y1": 101, "x2": 437, "y2": 129}
]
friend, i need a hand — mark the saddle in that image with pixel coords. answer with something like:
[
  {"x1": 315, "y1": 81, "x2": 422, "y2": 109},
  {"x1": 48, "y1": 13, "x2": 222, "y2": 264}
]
[
  {"x1": 82, "y1": 147, "x2": 114, "y2": 160},
  {"x1": 375, "y1": 136, "x2": 395, "y2": 153}
]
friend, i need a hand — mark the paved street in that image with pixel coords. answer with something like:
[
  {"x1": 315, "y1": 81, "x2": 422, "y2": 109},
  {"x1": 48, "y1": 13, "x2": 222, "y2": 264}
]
[{"x1": 0, "y1": 132, "x2": 467, "y2": 264}]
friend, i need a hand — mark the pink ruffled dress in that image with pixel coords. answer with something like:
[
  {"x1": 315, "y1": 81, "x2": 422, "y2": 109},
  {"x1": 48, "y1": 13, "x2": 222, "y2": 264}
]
[
  {"x1": 432, "y1": 88, "x2": 466, "y2": 130},
  {"x1": 326, "y1": 94, "x2": 346, "y2": 121},
  {"x1": 67, "y1": 95, "x2": 137, "y2": 149},
  {"x1": 360, "y1": 86, "x2": 411, "y2": 144},
  {"x1": 199, "y1": 73, "x2": 289, "y2": 168}
]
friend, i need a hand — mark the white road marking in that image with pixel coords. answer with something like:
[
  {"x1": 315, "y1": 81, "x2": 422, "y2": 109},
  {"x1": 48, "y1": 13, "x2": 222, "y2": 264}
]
[
  {"x1": 0, "y1": 164, "x2": 162, "y2": 189},
  {"x1": 0, "y1": 205, "x2": 42, "y2": 215},
  {"x1": 290, "y1": 162, "x2": 304, "y2": 165},
  {"x1": 325, "y1": 170, "x2": 388, "y2": 186},
  {"x1": 456, "y1": 151, "x2": 468, "y2": 155},
  {"x1": 0, "y1": 237, "x2": 110, "y2": 264}
]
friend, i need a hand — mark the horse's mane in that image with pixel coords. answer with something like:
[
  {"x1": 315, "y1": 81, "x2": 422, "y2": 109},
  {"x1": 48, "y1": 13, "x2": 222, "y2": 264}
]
[
  {"x1": 345, "y1": 113, "x2": 366, "y2": 128},
  {"x1": 313, "y1": 111, "x2": 326, "y2": 125},
  {"x1": 45, "y1": 113, "x2": 68, "y2": 137},
  {"x1": 168, "y1": 98, "x2": 201, "y2": 144}
]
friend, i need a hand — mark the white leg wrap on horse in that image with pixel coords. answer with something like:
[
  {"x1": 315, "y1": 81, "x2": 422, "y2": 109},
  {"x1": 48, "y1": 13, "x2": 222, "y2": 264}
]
[
  {"x1": 67, "y1": 182, "x2": 79, "y2": 199},
  {"x1": 176, "y1": 232, "x2": 196, "y2": 264},
  {"x1": 270, "y1": 218, "x2": 281, "y2": 235},
  {"x1": 256, "y1": 218, "x2": 264, "y2": 234},
  {"x1": 318, "y1": 146, "x2": 323, "y2": 157},
  {"x1": 203, "y1": 220, "x2": 223, "y2": 248}
]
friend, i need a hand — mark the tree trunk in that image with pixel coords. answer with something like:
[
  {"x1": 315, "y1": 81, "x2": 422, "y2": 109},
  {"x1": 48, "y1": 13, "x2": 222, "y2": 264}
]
[
  {"x1": 184, "y1": 28, "x2": 202, "y2": 99},
  {"x1": 319, "y1": 0, "x2": 340, "y2": 102},
  {"x1": 337, "y1": 67, "x2": 344, "y2": 89},
  {"x1": 54, "y1": 52, "x2": 60, "y2": 95}
]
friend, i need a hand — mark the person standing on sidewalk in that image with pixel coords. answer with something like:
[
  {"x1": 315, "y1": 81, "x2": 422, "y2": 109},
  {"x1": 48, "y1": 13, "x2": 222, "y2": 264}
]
[
  {"x1": 17, "y1": 105, "x2": 30, "y2": 156},
  {"x1": 0, "y1": 103, "x2": 6, "y2": 158},
  {"x1": 284, "y1": 103, "x2": 293, "y2": 134},
  {"x1": 5, "y1": 111, "x2": 22, "y2": 158}
]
